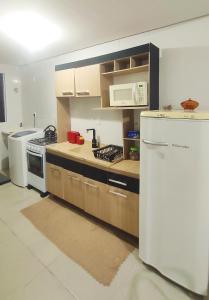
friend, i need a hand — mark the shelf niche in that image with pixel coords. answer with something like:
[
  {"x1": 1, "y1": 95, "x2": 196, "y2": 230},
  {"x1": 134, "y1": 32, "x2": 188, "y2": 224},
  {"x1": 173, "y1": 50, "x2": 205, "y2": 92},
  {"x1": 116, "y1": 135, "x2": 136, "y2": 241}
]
[
  {"x1": 100, "y1": 51, "x2": 153, "y2": 110},
  {"x1": 122, "y1": 110, "x2": 140, "y2": 160}
]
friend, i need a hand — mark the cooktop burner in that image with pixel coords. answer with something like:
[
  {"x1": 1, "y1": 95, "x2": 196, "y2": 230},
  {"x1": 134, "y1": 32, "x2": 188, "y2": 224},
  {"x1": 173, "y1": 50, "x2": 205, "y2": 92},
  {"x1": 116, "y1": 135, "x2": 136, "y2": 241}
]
[{"x1": 28, "y1": 137, "x2": 57, "y2": 146}]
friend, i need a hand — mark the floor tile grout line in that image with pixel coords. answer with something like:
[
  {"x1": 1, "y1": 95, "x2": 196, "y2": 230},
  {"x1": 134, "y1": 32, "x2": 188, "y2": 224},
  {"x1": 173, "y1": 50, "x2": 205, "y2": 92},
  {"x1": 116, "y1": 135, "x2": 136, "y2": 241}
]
[
  {"x1": 44, "y1": 266, "x2": 80, "y2": 300},
  {"x1": 0, "y1": 186, "x2": 82, "y2": 299},
  {"x1": 0, "y1": 199, "x2": 137, "y2": 300},
  {"x1": 0, "y1": 214, "x2": 80, "y2": 300},
  {"x1": 0, "y1": 202, "x2": 135, "y2": 300}
]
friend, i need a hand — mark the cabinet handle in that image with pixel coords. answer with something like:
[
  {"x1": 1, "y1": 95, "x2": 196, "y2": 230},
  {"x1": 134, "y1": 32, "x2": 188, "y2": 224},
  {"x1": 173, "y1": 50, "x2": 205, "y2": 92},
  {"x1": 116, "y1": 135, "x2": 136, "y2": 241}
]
[
  {"x1": 108, "y1": 179, "x2": 127, "y2": 186},
  {"x1": 83, "y1": 181, "x2": 98, "y2": 189},
  {"x1": 51, "y1": 168, "x2": 60, "y2": 176},
  {"x1": 109, "y1": 190, "x2": 127, "y2": 198},
  {"x1": 76, "y1": 91, "x2": 90, "y2": 96},
  {"x1": 68, "y1": 175, "x2": 80, "y2": 181},
  {"x1": 142, "y1": 139, "x2": 168, "y2": 147},
  {"x1": 62, "y1": 91, "x2": 74, "y2": 96}
]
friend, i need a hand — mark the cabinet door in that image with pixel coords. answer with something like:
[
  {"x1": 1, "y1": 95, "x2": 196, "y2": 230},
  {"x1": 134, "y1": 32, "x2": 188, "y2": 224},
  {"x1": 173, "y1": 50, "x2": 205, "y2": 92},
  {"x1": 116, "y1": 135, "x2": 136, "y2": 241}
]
[
  {"x1": 83, "y1": 178, "x2": 103, "y2": 218},
  {"x1": 55, "y1": 69, "x2": 75, "y2": 97},
  {"x1": 63, "y1": 170, "x2": 84, "y2": 209},
  {"x1": 74, "y1": 64, "x2": 101, "y2": 97},
  {"x1": 102, "y1": 186, "x2": 139, "y2": 237},
  {"x1": 46, "y1": 163, "x2": 64, "y2": 198}
]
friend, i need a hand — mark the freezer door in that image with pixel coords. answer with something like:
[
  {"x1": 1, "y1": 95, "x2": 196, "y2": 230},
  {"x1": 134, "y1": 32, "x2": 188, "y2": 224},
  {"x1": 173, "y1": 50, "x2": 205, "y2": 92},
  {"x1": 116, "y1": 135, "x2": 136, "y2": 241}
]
[{"x1": 139, "y1": 117, "x2": 209, "y2": 295}]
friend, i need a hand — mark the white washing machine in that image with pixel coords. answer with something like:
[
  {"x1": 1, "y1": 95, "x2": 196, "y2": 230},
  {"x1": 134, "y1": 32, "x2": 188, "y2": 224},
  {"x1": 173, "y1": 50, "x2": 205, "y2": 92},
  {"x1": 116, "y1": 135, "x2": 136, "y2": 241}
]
[{"x1": 8, "y1": 129, "x2": 44, "y2": 187}]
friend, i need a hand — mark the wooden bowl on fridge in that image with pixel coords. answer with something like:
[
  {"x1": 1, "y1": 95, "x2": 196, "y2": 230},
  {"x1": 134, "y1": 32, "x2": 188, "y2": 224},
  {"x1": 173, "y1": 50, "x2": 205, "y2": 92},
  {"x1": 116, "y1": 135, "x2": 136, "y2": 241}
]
[{"x1": 180, "y1": 98, "x2": 199, "y2": 110}]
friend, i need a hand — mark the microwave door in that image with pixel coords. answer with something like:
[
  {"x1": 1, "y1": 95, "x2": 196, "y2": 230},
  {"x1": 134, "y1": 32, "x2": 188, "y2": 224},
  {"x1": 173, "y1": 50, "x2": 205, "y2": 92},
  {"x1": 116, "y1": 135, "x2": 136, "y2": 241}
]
[
  {"x1": 110, "y1": 84, "x2": 135, "y2": 106},
  {"x1": 114, "y1": 88, "x2": 133, "y2": 106}
]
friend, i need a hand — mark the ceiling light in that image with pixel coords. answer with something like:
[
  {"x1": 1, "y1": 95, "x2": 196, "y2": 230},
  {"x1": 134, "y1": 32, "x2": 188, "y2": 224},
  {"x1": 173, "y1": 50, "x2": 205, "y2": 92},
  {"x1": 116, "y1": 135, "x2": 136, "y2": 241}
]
[{"x1": 0, "y1": 12, "x2": 62, "y2": 52}]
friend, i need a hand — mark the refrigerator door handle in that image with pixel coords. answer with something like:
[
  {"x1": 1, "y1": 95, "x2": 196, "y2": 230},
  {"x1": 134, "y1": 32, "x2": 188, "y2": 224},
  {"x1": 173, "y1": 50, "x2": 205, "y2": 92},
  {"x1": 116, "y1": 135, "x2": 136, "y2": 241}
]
[{"x1": 142, "y1": 139, "x2": 169, "y2": 147}]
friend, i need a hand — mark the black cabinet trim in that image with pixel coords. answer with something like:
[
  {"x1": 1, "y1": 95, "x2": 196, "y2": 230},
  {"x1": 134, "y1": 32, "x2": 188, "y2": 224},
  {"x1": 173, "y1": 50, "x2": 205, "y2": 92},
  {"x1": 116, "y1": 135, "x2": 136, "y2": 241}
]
[
  {"x1": 55, "y1": 43, "x2": 153, "y2": 71},
  {"x1": 46, "y1": 152, "x2": 139, "y2": 194},
  {"x1": 149, "y1": 44, "x2": 159, "y2": 110},
  {"x1": 0, "y1": 74, "x2": 5, "y2": 122}
]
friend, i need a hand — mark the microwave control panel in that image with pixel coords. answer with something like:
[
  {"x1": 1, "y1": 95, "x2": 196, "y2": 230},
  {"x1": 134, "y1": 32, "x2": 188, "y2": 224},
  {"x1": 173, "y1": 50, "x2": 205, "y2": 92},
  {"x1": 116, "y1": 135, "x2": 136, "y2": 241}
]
[{"x1": 136, "y1": 82, "x2": 147, "y2": 105}]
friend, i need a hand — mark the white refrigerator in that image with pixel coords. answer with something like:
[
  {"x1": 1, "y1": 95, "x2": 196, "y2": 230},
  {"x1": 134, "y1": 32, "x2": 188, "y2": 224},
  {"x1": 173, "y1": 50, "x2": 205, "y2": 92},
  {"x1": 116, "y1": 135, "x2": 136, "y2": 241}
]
[{"x1": 139, "y1": 110, "x2": 209, "y2": 296}]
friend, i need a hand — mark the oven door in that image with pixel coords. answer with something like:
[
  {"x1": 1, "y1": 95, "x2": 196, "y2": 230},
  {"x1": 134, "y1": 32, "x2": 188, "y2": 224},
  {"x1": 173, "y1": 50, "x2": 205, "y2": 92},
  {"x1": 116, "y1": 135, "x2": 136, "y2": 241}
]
[{"x1": 27, "y1": 150, "x2": 44, "y2": 178}]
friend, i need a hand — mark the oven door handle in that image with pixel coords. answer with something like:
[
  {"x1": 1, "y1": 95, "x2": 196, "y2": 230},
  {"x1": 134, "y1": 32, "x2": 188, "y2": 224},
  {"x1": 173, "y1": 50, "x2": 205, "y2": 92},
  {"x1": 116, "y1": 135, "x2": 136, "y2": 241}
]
[{"x1": 27, "y1": 150, "x2": 43, "y2": 157}]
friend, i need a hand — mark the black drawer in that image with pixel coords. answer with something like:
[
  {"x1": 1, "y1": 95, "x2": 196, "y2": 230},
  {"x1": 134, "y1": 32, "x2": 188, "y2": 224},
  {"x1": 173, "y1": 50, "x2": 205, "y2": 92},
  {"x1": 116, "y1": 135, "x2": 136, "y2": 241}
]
[
  {"x1": 83, "y1": 164, "x2": 107, "y2": 184},
  {"x1": 46, "y1": 152, "x2": 107, "y2": 184},
  {"x1": 46, "y1": 153, "x2": 84, "y2": 175},
  {"x1": 46, "y1": 152, "x2": 139, "y2": 193},
  {"x1": 107, "y1": 172, "x2": 139, "y2": 194}
]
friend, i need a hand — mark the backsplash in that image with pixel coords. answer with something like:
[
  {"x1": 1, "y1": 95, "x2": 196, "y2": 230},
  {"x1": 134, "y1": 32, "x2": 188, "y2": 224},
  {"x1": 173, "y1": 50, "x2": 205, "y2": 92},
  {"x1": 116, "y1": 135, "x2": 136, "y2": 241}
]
[{"x1": 70, "y1": 98, "x2": 123, "y2": 146}]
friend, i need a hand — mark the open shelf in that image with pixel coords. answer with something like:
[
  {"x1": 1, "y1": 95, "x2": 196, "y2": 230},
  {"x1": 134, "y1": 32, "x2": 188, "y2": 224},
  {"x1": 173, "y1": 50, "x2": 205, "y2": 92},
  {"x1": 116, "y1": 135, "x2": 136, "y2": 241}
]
[
  {"x1": 101, "y1": 55, "x2": 149, "y2": 75},
  {"x1": 100, "y1": 61, "x2": 114, "y2": 73},
  {"x1": 115, "y1": 57, "x2": 130, "y2": 71},
  {"x1": 101, "y1": 64, "x2": 149, "y2": 76},
  {"x1": 131, "y1": 53, "x2": 149, "y2": 68},
  {"x1": 93, "y1": 105, "x2": 149, "y2": 110},
  {"x1": 123, "y1": 137, "x2": 140, "y2": 141}
]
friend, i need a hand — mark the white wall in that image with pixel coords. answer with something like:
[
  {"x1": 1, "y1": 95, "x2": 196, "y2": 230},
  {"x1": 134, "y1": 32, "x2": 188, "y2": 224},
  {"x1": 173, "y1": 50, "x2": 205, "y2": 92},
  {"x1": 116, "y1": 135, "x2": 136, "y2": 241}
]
[
  {"x1": 21, "y1": 16, "x2": 209, "y2": 145},
  {"x1": 70, "y1": 98, "x2": 123, "y2": 145},
  {"x1": 0, "y1": 65, "x2": 22, "y2": 170},
  {"x1": 21, "y1": 61, "x2": 57, "y2": 129}
]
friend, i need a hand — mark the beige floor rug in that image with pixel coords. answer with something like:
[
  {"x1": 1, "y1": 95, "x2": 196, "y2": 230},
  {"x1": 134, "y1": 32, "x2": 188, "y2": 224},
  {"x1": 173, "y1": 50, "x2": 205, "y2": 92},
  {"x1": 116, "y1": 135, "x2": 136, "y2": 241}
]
[{"x1": 22, "y1": 197, "x2": 134, "y2": 285}]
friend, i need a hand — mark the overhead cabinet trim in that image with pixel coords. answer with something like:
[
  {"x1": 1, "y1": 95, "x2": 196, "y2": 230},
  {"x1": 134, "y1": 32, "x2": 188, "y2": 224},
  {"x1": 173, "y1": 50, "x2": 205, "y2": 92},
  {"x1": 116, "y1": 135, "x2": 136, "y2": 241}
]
[
  {"x1": 46, "y1": 152, "x2": 139, "y2": 194},
  {"x1": 55, "y1": 43, "x2": 156, "y2": 71}
]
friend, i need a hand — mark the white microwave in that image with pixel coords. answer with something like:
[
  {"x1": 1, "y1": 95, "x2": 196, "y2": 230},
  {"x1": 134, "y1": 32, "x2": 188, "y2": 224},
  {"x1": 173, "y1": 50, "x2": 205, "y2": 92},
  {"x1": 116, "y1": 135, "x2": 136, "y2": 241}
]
[{"x1": 109, "y1": 82, "x2": 148, "y2": 107}]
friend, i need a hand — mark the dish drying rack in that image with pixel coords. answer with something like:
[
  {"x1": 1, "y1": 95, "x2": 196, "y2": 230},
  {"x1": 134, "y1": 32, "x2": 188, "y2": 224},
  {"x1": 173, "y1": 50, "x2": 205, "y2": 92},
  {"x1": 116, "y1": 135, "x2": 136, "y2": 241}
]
[{"x1": 93, "y1": 145, "x2": 123, "y2": 162}]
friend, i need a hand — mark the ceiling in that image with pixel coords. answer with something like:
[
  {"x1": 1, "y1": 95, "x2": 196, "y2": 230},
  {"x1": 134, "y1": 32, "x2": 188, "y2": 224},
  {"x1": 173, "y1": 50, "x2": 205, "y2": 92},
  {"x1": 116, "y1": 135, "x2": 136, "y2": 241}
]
[{"x1": 0, "y1": 0, "x2": 209, "y2": 66}]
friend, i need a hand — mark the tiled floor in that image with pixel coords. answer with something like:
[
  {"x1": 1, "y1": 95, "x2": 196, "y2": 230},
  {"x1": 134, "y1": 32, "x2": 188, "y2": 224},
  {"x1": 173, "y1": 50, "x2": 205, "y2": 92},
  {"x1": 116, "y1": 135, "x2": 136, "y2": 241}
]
[{"x1": 0, "y1": 182, "x2": 204, "y2": 300}]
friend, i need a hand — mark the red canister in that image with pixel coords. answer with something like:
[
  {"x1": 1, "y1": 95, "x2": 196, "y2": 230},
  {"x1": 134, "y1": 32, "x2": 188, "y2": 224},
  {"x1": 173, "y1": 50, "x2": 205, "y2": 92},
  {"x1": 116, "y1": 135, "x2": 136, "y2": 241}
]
[
  {"x1": 76, "y1": 135, "x2": 84, "y2": 145},
  {"x1": 67, "y1": 131, "x2": 80, "y2": 143}
]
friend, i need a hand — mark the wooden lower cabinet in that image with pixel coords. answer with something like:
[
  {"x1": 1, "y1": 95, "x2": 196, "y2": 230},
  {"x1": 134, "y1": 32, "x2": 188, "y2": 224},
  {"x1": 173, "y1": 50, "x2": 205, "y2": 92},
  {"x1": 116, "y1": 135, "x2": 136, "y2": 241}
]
[
  {"x1": 46, "y1": 163, "x2": 64, "y2": 199},
  {"x1": 83, "y1": 177, "x2": 104, "y2": 218},
  {"x1": 63, "y1": 170, "x2": 84, "y2": 209},
  {"x1": 101, "y1": 186, "x2": 139, "y2": 237},
  {"x1": 46, "y1": 162, "x2": 139, "y2": 237}
]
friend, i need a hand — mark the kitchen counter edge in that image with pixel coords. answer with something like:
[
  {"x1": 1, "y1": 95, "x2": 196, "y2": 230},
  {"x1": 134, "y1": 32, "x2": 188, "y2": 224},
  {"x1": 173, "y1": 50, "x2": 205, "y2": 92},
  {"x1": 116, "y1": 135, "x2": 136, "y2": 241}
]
[{"x1": 46, "y1": 143, "x2": 139, "y2": 179}]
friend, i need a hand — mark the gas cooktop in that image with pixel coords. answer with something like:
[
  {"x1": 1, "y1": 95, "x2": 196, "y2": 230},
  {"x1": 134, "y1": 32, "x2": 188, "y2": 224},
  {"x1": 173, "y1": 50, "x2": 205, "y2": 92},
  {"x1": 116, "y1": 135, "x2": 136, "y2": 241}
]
[{"x1": 28, "y1": 137, "x2": 57, "y2": 146}]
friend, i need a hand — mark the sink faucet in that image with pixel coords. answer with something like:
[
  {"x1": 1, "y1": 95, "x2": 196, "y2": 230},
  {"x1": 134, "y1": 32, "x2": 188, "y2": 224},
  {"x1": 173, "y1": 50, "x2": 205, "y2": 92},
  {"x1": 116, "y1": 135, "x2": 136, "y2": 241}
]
[{"x1": 86, "y1": 128, "x2": 98, "y2": 148}]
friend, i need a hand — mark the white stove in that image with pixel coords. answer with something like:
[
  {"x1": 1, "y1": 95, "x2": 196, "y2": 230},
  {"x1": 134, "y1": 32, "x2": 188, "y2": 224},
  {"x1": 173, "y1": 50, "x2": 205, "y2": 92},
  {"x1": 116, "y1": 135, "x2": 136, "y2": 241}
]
[{"x1": 26, "y1": 136, "x2": 56, "y2": 197}]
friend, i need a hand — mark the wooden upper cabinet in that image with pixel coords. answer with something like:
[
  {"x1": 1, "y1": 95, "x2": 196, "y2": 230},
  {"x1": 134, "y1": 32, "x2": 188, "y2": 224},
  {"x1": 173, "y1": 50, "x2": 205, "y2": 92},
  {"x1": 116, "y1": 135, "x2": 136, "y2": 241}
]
[
  {"x1": 55, "y1": 69, "x2": 75, "y2": 97},
  {"x1": 74, "y1": 64, "x2": 101, "y2": 97}
]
